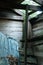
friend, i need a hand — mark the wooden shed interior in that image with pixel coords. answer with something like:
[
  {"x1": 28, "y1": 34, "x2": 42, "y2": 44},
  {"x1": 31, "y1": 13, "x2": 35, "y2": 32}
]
[{"x1": 0, "y1": 0, "x2": 43, "y2": 65}]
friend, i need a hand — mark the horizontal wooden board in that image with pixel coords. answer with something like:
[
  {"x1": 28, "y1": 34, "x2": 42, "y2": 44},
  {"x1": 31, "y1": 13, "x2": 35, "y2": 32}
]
[{"x1": 0, "y1": 20, "x2": 23, "y2": 41}]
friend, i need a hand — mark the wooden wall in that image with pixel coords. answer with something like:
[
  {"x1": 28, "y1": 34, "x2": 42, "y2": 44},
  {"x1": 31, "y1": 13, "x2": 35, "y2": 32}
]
[{"x1": 0, "y1": 20, "x2": 23, "y2": 42}]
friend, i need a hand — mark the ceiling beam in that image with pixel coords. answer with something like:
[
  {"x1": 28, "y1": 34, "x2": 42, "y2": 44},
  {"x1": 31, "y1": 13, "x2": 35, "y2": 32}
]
[
  {"x1": 29, "y1": 12, "x2": 43, "y2": 25},
  {"x1": 0, "y1": 11, "x2": 23, "y2": 21},
  {"x1": 28, "y1": 11, "x2": 36, "y2": 15},
  {"x1": 0, "y1": 8, "x2": 22, "y2": 16}
]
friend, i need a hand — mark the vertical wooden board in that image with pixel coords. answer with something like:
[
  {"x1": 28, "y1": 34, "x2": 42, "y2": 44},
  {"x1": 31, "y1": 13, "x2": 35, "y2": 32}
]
[{"x1": 27, "y1": 21, "x2": 32, "y2": 39}]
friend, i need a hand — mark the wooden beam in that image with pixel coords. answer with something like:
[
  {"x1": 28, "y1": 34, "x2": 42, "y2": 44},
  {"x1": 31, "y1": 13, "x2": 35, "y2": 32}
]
[{"x1": 24, "y1": 5, "x2": 28, "y2": 65}]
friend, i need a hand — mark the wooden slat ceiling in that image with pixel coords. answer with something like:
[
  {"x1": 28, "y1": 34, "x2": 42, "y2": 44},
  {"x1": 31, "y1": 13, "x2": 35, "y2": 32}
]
[{"x1": 0, "y1": 0, "x2": 42, "y2": 24}]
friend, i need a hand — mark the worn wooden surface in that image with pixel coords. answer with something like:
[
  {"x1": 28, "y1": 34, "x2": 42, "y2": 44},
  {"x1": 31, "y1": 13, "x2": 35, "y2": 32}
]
[{"x1": 0, "y1": 20, "x2": 23, "y2": 41}]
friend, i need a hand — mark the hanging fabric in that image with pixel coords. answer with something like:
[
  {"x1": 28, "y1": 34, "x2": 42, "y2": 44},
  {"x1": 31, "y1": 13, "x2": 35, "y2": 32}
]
[{"x1": 7, "y1": 37, "x2": 19, "y2": 58}]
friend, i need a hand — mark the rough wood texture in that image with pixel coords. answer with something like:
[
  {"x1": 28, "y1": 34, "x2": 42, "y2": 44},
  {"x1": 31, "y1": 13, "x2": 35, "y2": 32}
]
[
  {"x1": 0, "y1": 20, "x2": 23, "y2": 41},
  {"x1": 27, "y1": 21, "x2": 32, "y2": 39}
]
